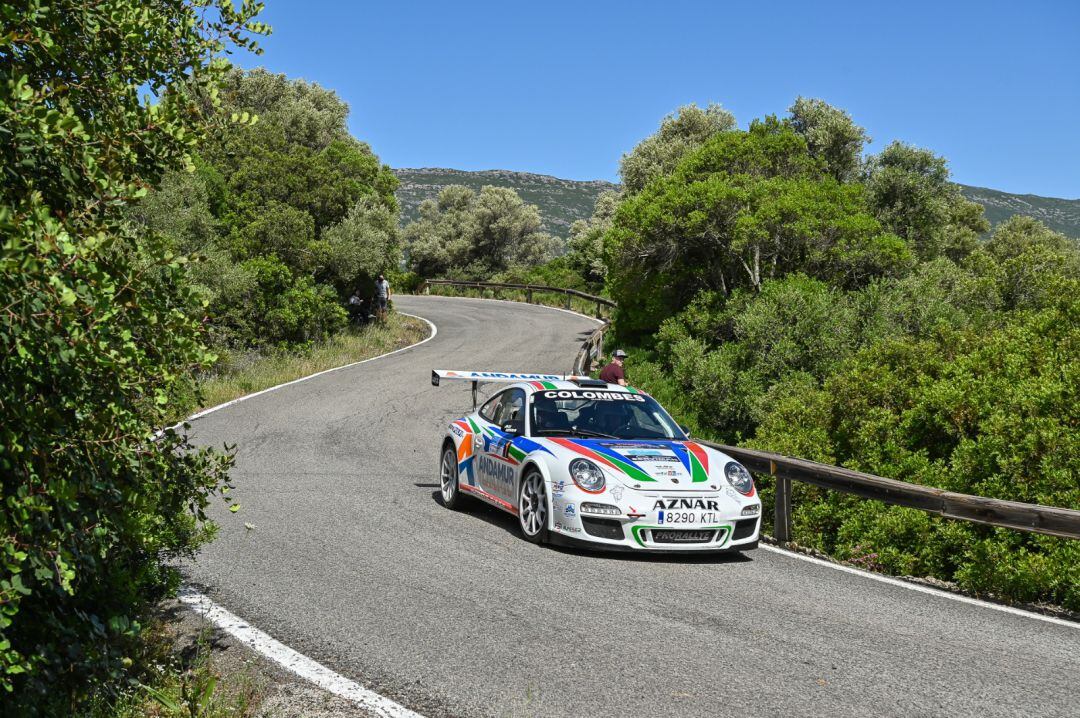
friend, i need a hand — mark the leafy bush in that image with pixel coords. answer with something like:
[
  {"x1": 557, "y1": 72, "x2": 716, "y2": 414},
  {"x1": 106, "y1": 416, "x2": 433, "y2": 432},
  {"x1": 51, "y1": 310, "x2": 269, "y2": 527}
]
[
  {"x1": 131, "y1": 69, "x2": 402, "y2": 350},
  {"x1": 0, "y1": 0, "x2": 263, "y2": 711},
  {"x1": 630, "y1": 217, "x2": 1080, "y2": 608}
]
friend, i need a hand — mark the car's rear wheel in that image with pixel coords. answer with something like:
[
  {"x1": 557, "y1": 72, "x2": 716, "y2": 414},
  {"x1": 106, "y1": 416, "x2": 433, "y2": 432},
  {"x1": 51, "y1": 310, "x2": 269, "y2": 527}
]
[
  {"x1": 439, "y1": 445, "x2": 464, "y2": 509},
  {"x1": 518, "y1": 469, "x2": 549, "y2": 543}
]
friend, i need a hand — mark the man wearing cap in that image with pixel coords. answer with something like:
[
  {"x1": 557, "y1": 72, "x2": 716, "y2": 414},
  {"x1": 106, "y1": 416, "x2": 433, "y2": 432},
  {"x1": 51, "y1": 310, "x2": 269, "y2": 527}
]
[{"x1": 599, "y1": 349, "x2": 629, "y2": 386}]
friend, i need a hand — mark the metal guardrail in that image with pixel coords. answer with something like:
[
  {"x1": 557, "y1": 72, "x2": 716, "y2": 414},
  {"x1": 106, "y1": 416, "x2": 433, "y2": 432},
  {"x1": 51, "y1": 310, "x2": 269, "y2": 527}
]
[
  {"x1": 702, "y1": 444, "x2": 1080, "y2": 541},
  {"x1": 420, "y1": 279, "x2": 616, "y2": 319},
  {"x1": 573, "y1": 322, "x2": 608, "y2": 376},
  {"x1": 423, "y1": 276, "x2": 1080, "y2": 542}
]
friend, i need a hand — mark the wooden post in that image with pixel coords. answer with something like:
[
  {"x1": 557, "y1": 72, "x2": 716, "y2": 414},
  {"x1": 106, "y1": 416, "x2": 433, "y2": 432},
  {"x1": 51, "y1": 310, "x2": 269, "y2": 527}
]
[
  {"x1": 526, "y1": 288, "x2": 533, "y2": 304},
  {"x1": 564, "y1": 293, "x2": 572, "y2": 310},
  {"x1": 772, "y1": 459, "x2": 791, "y2": 544},
  {"x1": 595, "y1": 301, "x2": 602, "y2": 319}
]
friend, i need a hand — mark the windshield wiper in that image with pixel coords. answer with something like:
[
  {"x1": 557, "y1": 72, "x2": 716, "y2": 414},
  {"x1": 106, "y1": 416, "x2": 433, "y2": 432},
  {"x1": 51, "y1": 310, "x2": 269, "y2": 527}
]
[{"x1": 537, "y1": 427, "x2": 620, "y2": 439}]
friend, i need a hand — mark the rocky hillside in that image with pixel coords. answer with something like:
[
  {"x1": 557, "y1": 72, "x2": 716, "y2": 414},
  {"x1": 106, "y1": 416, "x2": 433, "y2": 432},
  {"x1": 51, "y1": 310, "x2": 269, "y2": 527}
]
[
  {"x1": 393, "y1": 168, "x2": 617, "y2": 237},
  {"x1": 394, "y1": 168, "x2": 1080, "y2": 240},
  {"x1": 957, "y1": 185, "x2": 1080, "y2": 239}
]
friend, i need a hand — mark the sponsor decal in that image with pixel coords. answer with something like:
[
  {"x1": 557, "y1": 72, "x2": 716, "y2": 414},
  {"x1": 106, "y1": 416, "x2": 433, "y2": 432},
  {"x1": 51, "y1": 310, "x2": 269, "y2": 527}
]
[
  {"x1": 609, "y1": 485, "x2": 624, "y2": 501},
  {"x1": 552, "y1": 480, "x2": 567, "y2": 492},
  {"x1": 599, "y1": 441, "x2": 666, "y2": 450},
  {"x1": 564, "y1": 503, "x2": 576, "y2": 517},
  {"x1": 476, "y1": 454, "x2": 515, "y2": 487},
  {"x1": 463, "y1": 372, "x2": 562, "y2": 380},
  {"x1": 653, "y1": 498, "x2": 721, "y2": 511},
  {"x1": 628, "y1": 455, "x2": 681, "y2": 463},
  {"x1": 449, "y1": 423, "x2": 465, "y2": 438},
  {"x1": 540, "y1": 390, "x2": 646, "y2": 403}
]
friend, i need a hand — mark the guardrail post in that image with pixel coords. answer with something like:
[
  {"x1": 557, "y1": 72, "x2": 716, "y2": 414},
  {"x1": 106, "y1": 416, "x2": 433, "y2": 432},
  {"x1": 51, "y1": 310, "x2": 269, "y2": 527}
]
[
  {"x1": 564, "y1": 293, "x2": 571, "y2": 310},
  {"x1": 595, "y1": 301, "x2": 602, "y2": 319},
  {"x1": 526, "y1": 288, "x2": 533, "y2": 304},
  {"x1": 772, "y1": 460, "x2": 792, "y2": 544}
]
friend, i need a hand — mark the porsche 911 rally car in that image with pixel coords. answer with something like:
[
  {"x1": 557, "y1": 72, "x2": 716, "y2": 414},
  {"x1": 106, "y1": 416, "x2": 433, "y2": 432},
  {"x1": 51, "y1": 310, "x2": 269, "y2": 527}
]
[{"x1": 432, "y1": 370, "x2": 761, "y2": 552}]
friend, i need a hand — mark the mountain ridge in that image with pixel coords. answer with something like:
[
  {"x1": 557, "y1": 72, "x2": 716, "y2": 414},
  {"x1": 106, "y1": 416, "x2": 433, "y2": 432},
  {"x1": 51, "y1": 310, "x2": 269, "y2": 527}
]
[{"x1": 393, "y1": 167, "x2": 1080, "y2": 240}]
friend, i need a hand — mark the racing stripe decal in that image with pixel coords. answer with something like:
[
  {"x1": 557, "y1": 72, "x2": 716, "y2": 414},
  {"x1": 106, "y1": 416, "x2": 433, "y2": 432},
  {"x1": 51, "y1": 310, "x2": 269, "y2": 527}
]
[
  {"x1": 684, "y1": 441, "x2": 710, "y2": 483},
  {"x1": 549, "y1": 438, "x2": 656, "y2": 483}
]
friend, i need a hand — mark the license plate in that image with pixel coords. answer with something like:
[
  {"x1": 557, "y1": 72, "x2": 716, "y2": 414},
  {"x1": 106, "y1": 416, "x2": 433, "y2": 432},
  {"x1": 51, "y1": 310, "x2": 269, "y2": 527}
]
[
  {"x1": 657, "y1": 510, "x2": 718, "y2": 525},
  {"x1": 652, "y1": 529, "x2": 713, "y2": 543}
]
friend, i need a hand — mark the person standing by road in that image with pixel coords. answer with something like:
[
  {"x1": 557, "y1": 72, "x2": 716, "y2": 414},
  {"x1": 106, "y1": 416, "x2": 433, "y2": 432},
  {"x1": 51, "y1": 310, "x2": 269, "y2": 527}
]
[
  {"x1": 599, "y1": 349, "x2": 629, "y2": 386},
  {"x1": 375, "y1": 273, "x2": 391, "y2": 322}
]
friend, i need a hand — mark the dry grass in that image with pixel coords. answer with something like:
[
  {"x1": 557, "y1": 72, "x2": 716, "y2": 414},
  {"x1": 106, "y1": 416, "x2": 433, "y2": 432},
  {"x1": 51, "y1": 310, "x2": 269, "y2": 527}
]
[{"x1": 193, "y1": 313, "x2": 430, "y2": 414}]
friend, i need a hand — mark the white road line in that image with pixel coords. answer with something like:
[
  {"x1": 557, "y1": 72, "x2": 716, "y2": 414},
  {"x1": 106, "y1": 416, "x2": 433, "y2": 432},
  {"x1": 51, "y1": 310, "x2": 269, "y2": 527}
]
[
  {"x1": 178, "y1": 589, "x2": 426, "y2": 718},
  {"x1": 175, "y1": 312, "x2": 438, "y2": 427},
  {"x1": 758, "y1": 544, "x2": 1079, "y2": 630},
  {"x1": 175, "y1": 311, "x2": 439, "y2": 713}
]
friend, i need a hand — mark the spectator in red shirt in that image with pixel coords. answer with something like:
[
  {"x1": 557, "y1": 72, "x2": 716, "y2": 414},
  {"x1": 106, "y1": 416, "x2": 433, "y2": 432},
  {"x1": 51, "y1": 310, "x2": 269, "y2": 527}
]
[{"x1": 599, "y1": 349, "x2": 628, "y2": 386}]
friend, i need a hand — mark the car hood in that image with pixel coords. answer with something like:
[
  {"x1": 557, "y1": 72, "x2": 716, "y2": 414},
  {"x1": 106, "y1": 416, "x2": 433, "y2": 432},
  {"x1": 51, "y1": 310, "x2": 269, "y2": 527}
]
[{"x1": 535, "y1": 437, "x2": 735, "y2": 492}]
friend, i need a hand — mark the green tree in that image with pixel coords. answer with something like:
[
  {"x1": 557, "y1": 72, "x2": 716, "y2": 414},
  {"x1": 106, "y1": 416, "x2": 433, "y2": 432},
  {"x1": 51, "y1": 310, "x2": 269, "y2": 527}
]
[
  {"x1": 404, "y1": 185, "x2": 559, "y2": 278},
  {"x1": 606, "y1": 118, "x2": 909, "y2": 340},
  {"x1": 619, "y1": 102, "x2": 737, "y2": 195},
  {"x1": 0, "y1": 0, "x2": 264, "y2": 710},
  {"x1": 863, "y1": 141, "x2": 989, "y2": 261},
  {"x1": 566, "y1": 190, "x2": 619, "y2": 285},
  {"x1": 788, "y1": 96, "x2": 870, "y2": 182},
  {"x1": 134, "y1": 69, "x2": 401, "y2": 349}
]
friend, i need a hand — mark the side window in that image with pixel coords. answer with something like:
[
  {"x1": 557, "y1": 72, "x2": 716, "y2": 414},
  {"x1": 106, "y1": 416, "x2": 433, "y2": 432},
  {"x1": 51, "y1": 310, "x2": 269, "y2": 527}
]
[
  {"x1": 503, "y1": 389, "x2": 526, "y2": 433},
  {"x1": 479, "y1": 392, "x2": 504, "y2": 423}
]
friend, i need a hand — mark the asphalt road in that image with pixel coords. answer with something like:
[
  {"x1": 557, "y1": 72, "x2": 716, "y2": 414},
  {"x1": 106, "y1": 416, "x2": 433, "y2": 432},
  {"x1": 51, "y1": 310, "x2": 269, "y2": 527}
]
[{"x1": 185, "y1": 295, "x2": 1080, "y2": 718}]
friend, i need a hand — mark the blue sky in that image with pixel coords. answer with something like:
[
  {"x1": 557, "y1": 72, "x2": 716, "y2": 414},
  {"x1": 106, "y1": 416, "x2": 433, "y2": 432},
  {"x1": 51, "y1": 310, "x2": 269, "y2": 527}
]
[{"x1": 232, "y1": 0, "x2": 1079, "y2": 198}]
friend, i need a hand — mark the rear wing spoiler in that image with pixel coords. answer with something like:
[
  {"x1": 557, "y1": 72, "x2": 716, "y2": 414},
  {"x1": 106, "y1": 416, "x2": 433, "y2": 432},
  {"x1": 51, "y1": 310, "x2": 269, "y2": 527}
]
[{"x1": 431, "y1": 369, "x2": 587, "y2": 409}]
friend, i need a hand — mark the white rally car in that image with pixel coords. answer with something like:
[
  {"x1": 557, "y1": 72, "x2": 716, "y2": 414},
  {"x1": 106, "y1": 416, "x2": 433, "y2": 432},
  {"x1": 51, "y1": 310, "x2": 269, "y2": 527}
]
[{"x1": 432, "y1": 370, "x2": 761, "y2": 552}]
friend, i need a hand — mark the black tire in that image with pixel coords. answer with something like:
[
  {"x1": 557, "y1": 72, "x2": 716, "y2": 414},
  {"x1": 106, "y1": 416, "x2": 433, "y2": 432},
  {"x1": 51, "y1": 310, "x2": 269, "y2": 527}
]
[
  {"x1": 439, "y1": 444, "x2": 464, "y2": 509},
  {"x1": 517, "y1": 468, "x2": 549, "y2": 544}
]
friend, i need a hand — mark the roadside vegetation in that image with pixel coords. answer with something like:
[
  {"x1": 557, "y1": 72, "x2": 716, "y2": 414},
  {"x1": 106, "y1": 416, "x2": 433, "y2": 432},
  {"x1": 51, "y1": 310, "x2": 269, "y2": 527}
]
[
  {"x1": 183, "y1": 312, "x2": 429, "y2": 416},
  {"x1": 1, "y1": 0, "x2": 411, "y2": 713}
]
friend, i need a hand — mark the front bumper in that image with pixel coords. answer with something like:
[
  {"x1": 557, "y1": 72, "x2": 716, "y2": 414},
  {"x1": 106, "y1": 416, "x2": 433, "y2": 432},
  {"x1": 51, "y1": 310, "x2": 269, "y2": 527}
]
[{"x1": 549, "y1": 484, "x2": 761, "y2": 552}]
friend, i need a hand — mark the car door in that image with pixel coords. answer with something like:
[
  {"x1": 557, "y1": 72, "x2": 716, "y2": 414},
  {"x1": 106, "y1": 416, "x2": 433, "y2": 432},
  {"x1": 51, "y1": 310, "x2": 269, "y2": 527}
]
[{"x1": 475, "y1": 388, "x2": 526, "y2": 508}]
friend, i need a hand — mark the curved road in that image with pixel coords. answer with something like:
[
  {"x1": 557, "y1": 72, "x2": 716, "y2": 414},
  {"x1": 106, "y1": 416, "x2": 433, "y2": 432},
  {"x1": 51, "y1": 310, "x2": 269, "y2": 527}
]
[{"x1": 185, "y1": 295, "x2": 1079, "y2": 718}]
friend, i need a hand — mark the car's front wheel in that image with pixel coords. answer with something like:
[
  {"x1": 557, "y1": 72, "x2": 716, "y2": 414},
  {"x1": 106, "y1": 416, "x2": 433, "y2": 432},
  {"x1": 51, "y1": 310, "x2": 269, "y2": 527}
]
[
  {"x1": 518, "y1": 469, "x2": 549, "y2": 543},
  {"x1": 439, "y1": 444, "x2": 464, "y2": 509}
]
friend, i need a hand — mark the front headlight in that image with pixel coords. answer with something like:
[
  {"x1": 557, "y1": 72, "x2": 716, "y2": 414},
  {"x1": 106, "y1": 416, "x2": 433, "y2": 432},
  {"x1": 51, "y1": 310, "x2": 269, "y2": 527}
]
[
  {"x1": 724, "y1": 461, "x2": 754, "y2": 495},
  {"x1": 569, "y1": 458, "x2": 606, "y2": 493}
]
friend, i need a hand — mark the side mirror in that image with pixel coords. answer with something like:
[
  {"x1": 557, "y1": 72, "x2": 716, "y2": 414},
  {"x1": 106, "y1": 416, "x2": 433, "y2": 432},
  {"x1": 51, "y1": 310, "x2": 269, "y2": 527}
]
[
  {"x1": 501, "y1": 423, "x2": 520, "y2": 435},
  {"x1": 680, "y1": 424, "x2": 692, "y2": 438}
]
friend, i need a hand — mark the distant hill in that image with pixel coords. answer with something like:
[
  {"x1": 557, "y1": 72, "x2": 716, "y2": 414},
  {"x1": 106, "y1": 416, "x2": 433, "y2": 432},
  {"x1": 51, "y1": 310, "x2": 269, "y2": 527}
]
[
  {"x1": 393, "y1": 168, "x2": 617, "y2": 237},
  {"x1": 393, "y1": 168, "x2": 1080, "y2": 240},
  {"x1": 957, "y1": 185, "x2": 1080, "y2": 239}
]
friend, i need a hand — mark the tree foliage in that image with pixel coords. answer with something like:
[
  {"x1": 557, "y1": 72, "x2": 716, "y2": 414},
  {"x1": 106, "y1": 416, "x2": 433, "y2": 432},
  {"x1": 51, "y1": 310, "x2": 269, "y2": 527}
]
[
  {"x1": 788, "y1": 96, "x2": 869, "y2": 181},
  {"x1": 619, "y1": 102, "x2": 737, "y2": 195},
  {"x1": 132, "y1": 68, "x2": 401, "y2": 347},
  {"x1": 566, "y1": 190, "x2": 618, "y2": 286},
  {"x1": 863, "y1": 141, "x2": 989, "y2": 261},
  {"x1": 606, "y1": 118, "x2": 909, "y2": 341},
  {"x1": 0, "y1": 0, "x2": 264, "y2": 710},
  {"x1": 404, "y1": 185, "x2": 559, "y2": 278}
]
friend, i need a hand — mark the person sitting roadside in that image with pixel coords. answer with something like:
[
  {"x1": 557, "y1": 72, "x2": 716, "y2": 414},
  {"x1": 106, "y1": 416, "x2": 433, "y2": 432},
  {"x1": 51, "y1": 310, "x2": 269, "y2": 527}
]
[
  {"x1": 348, "y1": 288, "x2": 364, "y2": 324},
  {"x1": 599, "y1": 349, "x2": 629, "y2": 386}
]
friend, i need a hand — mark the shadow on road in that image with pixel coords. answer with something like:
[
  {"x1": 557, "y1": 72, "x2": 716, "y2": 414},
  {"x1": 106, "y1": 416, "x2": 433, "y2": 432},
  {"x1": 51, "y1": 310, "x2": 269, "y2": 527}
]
[{"x1": 423, "y1": 487, "x2": 754, "y2": 565}]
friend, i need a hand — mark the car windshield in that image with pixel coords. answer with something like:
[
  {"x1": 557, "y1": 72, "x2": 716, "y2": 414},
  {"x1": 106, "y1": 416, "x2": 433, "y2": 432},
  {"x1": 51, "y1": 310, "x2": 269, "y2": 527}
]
[{"x1": 530, "y1": 389, "x2": 686, "y2": 440}]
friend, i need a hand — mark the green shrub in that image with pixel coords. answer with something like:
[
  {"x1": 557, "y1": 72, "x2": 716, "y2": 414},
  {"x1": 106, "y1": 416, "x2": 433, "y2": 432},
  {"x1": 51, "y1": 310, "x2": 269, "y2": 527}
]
[{"x1": 0, "y1": 1, "x2": 262, "y2": 711}]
